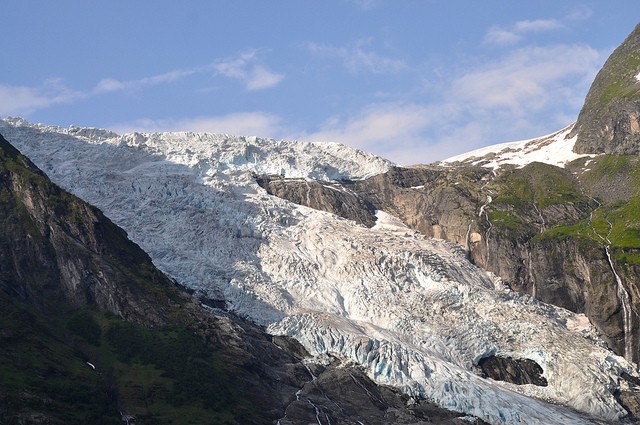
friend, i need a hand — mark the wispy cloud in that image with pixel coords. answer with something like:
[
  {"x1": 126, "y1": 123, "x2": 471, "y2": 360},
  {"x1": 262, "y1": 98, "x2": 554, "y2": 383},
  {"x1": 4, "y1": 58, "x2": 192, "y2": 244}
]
[
  {"x1": 213, "y1": 51, "x2": 284, "y2": 91},
  {"x1": 112, "y1": 112, "x2": 284, "y2": 137},
  {"x1": 96, "y1": 51, "x2": 284, "y2": 94},
  {"x1": 306, "y1": 39, "x2": 406, "y2": 74},
  {"x1": 297, "y1": 42, "x2": 607, "y2": 164},
  {"x1": 484, "y1": 7, "x2": 593, "y2": 48},
  {"x1": 484, "y1": 18, "x2": 565, "y2": 46},
  {"x1": 0, "y1": 79, "x2": 83, "y2": 116},
  {"x1": 94, "y1": 68, "x2": 202, "y2": 94},
  {"x1": 514, "y1": 19, "x2": 565, "y2": 33},
  {"x1": 347, "y1": 0, "x2": 379, "y2": 10},
  {"x1": 0, "y1": 51, "x2": 285, "y2": 117}
]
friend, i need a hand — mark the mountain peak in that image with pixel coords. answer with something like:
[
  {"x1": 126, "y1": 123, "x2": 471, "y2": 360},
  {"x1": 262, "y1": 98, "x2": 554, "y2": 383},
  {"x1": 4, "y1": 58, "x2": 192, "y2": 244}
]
[{"x1": 571, "y1": 22, "x2": 640, "y2": 154}]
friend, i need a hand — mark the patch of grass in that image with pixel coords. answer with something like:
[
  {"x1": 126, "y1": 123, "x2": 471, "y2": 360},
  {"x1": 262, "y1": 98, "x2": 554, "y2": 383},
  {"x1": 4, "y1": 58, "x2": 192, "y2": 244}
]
[
  {"x1": 534, "y1": 195, "x2": 640, "y2": 265},
  {"x1": 0, "y1": 291, "x2": 262, "y2": 425},
  {"x1": 67, "y1": 310, "x2": 102, "y2": 345},
  {"x1": 590, "y1": 46, "x2": 640, "y2": 106},
  {"x1": 0, "y1": 293, "x2": 119, "y2": 424},
  {"x1": 490, "y1": 162, "x2": 587, "y2": 210},
  {"x1": 486, "y1": 210, "x2": 536, "y2": 240},
  {"x1": 533, "y1": 220, "x2": 592, "y2": 242},
  {"x1": 606, "y1": 197, "x2": 640, "y2": 250},
  {"x1": 582, "y1": 155, "x2": 640, "y2": 189}
]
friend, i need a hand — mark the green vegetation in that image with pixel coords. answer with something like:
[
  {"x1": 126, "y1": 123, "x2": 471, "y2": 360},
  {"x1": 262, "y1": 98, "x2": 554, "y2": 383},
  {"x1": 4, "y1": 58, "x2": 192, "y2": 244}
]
[
  {"x1": 490, "y1": 162, "x2": 587, "y2": 209},
  {"x1": 0, "y1": 295, "x2": 260, "y2": 425},
  {"x1": 0, "y1": 295, "x2": 119, "y2": 424},
  {"x1": 480, "y1": 159, "x2": 640, "y2": 265},
  {"x1": 581, "y1": 155, "x2": 640, "y2": 188},
  {"x1": 482, "y1": 162, "x2": 590, "y2": 239},
  {"x1": 67, "y1": 310, "x2": 102, "y2": 345},
  {"x1": 593, "y1": 52, "x2": 640, "y2": 105},
  {"x1": 533, "y1": 220, "x2": 593, "y2": 243},
  {"x1": 532, "y1": 194, "x2": 640, "y2": 265},
  {"x1": 487, "y1": 210, "x2": 530, "y2": 236},
  {"x1": 600, "y1": 197, "x2": 640, "y2": 265}
]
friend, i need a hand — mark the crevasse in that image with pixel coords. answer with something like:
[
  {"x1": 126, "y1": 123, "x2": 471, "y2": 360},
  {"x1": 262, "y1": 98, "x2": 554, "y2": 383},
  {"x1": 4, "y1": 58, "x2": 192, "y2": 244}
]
[{"x1": 1, "y1": 118, "x2": 637, "y2": 424}]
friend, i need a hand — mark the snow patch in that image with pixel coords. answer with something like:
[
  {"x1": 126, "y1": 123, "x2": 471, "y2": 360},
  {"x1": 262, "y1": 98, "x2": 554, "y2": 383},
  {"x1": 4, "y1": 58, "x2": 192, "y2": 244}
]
[{"x1": 442, "y1": 124, "x2": 597, "y2": 170}]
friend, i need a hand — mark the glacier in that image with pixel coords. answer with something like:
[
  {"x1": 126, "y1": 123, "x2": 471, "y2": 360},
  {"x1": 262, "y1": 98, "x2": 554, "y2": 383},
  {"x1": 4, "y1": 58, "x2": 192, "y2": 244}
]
[{"x1": 1, "y1": 117, "x2": 638, "y2": 424}]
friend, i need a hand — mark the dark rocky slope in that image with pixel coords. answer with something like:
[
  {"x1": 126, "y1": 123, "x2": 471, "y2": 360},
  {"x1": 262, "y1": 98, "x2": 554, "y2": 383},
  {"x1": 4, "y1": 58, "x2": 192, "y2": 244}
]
[{"x1": 0, "y1": 133, "x2": 483, "y2": 424}]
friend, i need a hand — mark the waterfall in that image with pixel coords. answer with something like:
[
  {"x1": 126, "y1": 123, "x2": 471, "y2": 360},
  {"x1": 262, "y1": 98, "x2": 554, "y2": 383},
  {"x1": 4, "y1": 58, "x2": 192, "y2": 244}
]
[{"x1": 604, "y1": 244, "x2": 634, "y2": 361}]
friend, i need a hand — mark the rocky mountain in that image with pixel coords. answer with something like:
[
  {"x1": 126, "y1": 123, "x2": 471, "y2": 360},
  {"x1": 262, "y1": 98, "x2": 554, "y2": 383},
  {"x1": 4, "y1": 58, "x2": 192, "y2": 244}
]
[
  {"x1": 255, "y1": 23, "x2": 640, "y2": 373},
  {"x1": 3, "y1": 22, "x2": 640, "y2": 425},
  {"x1": 0, "y1": 133, "x2": 483, "y2": 424},
  {"x1": 2, "y1": 116, "x2": 640, "y2": 425},
  {"x1": 259, "y1": 118, "x2": 640, "y2": 368},
  {"x1": 571, "y1": 22, "x2": 640, "y2": 154}
]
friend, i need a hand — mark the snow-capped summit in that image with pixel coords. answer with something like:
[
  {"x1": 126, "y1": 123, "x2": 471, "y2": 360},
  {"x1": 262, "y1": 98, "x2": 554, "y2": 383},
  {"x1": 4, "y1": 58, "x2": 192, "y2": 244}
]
[
  {"x1": 1, "y1": 117, "x2": 637, "y2": 424},
  {"x1": 441, "y1": 124, "x2": 596, "y2": 170}
]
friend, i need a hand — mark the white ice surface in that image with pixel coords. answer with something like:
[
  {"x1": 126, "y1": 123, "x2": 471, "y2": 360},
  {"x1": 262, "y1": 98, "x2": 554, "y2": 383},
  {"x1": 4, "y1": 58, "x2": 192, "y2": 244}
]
[
  {"x1": 1, "y1": 118, "x2": 637, "y2": 424},
  {"x1": 442, "y1": 124, "x2": 596, "y2": 170}
]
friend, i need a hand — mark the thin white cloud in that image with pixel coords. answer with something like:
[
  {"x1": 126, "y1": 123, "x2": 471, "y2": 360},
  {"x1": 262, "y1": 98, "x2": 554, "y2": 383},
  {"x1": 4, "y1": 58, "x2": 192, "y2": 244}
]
[
  {"x1": 213, "y1": 51, "x2": 257, "y2": 79},
  {"x1": 213, "y1": 51, "x2": 284, "y2": 91},
  {"x1": 452, "y1": 44, "x2": 601, "y2": 111},
  {"x1": 484, "y1": 18, "x2": 565, "y2": 46},
  {"x1": 307, "y1": 40, "x2": 406, "y2": 74},
  {"x1": 245, "y1": 65, "x2": 286, "y2": 91},
  {"x1": 297, "y1": 42, "x2": 607, "y2": 164},
  {"x1": 0, "y1": 79, "x2": 83, "y2": 115},
  {"x1": 513, "y1": 19, "x2": 565, "y2": 33},
  {"x1": 347, "y1": 0, "x2": 379, "y2": 10},
  {"x1": 484, "y1": 27, "x2": 523, "y2": 46},
  {"x1": 0, "y1": 52, "x2": 284, "y2": 117},
  {"x1": 299, "y1": 103, "x2": 443, "y2": 162},
  {"x1": 94, "y1": 51, "x2": 284, "y2": 95},
  {"x1": 112, "y1": 112, "x2": 284, "y2": 137},
  {"x1": 96, "y1": 51, "x2": 285, "y2": 95},
  {"x1": 94, "y1": 67, "x2": 201, "y2": 94}
]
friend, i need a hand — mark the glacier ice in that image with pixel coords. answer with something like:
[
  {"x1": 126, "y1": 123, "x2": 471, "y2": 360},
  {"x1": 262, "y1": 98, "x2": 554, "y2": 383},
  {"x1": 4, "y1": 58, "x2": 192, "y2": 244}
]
[{"x1": 1, "y1": 117, "x2": 638, "y2": 424}]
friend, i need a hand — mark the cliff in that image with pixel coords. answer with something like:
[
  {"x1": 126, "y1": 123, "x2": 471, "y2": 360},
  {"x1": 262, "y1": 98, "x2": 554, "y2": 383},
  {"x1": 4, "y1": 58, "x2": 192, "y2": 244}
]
[{"x1": 571, "y1": 23, "x2": 640, "y2": 154}]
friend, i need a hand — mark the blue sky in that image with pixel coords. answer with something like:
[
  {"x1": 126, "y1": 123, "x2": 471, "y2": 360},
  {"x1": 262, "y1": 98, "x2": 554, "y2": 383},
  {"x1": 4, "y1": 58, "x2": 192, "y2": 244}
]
[{"x1": 2, "y1": 1, "x2": 639, "y2": 164}]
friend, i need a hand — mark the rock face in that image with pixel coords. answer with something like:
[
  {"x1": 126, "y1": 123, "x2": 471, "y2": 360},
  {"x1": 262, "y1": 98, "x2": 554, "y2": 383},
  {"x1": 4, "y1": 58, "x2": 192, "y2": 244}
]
[
  {"x1": 256, "y1": 174, "x2": 378, "y2": 227},
  {"x1": 257, "y1": 157, "x2": 640, "y2": 365},
  {"x1": 279, "y1": 357, "x2": 488, "y2": 425},
  {"x1": 571, "y1": 23, "x2": 640, "y2": 154},
  {"x1": 0, "y1": 133, "x2": 171, "y2": 326},
  {"x1": 0, "y1": 133, "x2": 480, "y2": 424},
  {"x1": 478, "y1": 356, "x2": 548, "y2": 387}
]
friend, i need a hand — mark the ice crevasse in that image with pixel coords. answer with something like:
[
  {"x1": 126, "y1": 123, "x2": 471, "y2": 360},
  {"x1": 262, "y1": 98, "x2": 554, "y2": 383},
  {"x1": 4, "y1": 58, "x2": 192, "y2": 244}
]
[{"x1": 0, "y1": 117, "x2": 637, "y2": 424}]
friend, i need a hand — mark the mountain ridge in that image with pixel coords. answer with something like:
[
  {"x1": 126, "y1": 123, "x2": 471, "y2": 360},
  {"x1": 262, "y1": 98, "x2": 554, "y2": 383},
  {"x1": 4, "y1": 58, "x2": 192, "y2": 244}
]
[{"x1": 3, "y1": 21, "x2": 640, "y2": 425}]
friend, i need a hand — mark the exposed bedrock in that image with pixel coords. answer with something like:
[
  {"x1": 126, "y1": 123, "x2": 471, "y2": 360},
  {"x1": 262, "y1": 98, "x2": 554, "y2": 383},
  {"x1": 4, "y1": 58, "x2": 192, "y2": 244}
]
[
  {"x1": 257, "y1": 164, "x2": 640, "y2": 364},
  {"x1": 477, "y1": 355, "x2": 548, "y2": 387}
]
